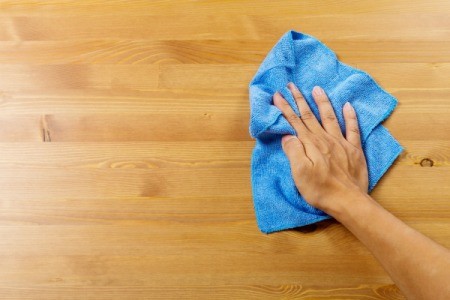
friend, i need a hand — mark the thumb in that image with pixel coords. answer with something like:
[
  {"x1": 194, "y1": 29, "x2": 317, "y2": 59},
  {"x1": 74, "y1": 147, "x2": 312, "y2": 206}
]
[{"x1": 281, "y1": 135, "x2": 306, "y2": 166}]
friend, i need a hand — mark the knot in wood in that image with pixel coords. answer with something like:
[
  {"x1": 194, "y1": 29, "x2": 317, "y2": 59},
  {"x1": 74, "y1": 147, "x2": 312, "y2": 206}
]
[{"x1": 420, "y1": 158, "x2": 434, "y2": 167}]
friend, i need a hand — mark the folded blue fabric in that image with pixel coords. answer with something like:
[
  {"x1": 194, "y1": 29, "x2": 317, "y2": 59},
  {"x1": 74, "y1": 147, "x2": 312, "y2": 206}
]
[{"x1": 249, "y1": 30, "x2": 403, "y2": 234}]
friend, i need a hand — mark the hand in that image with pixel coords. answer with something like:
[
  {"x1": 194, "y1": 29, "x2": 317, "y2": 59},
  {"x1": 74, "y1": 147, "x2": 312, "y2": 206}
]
[{"x1": 273, "y1": 83, "x2": 369, "y2": 216}]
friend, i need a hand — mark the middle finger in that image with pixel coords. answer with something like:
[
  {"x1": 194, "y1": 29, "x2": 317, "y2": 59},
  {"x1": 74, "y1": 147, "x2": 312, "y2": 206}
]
[{"x1": 312, "y1": 86, "x2": 343, "y2": 138}]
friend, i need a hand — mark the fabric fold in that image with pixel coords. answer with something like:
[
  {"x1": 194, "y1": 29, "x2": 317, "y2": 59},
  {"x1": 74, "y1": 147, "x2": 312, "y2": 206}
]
[{"x1": 249, "y1": 30, "x2": 403, "y2": 234}]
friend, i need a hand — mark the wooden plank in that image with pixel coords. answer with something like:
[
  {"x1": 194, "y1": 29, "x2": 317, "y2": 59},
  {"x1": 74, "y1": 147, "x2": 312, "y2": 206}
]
[
  {"x1": 0, "y1": 0, "x2": 446, "y2": 16},
  {"x1": 0, "y1": 88, "x2": 449, "y2": 114},
  {"x1": 0, "y1": 284, "x2": 403, "y2": 300},
  {"x1": 0, "y1": 140, "x2": 447, "y2": 223},
  {"x1": 158, "y1": 63, "x2": 450, "y2": 89},
  {"x1": 0, "y1": 113, "x2": 252, "y2": 142},
  {"x1": 0, "y1": 167, "x2": 252, "y2": 198},
  {"x1": 0, "y1": 142, "x2": 254, "y2": 167},
  {"x1": 0, "y1": 88, "x2": 250, "y2": 114},
  {"x1": 0, "y1": 40, "x2": 448, "y2": 65},
  {"x1": 0, "y1": 64, "x2": 160, "y2": 92},
  {"x1": 0, "y1": 193, "x2": 448, "y2": 226},
  {"x1": 0, "y1": 140, "x2": 447, "y2": 169},
  {"x1": 0, "y1": 254, "x2": 391, "y2": 286},
  {"x1": 0, "y1": 14, "x2": 448, "y2": 41},
  {"x1": 0, "y1": 110, "x2": 448, "y2": 141},
  {"x1": 0, "y1": 164, "x2": 447, "y2": 199},
  {"x1": 0, "y1": 63, "x2": 448, "y2": 92},
  {"x1": 0, "y1": 207, "x2": 447, "y2": 253}
]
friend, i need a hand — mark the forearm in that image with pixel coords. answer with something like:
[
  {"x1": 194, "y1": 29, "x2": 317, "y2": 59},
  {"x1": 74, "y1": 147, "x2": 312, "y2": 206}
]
[
  {"x1": 273, "y1": 84, "x2": 450, "y2": 298},
  {"x1": 329, "y1": 191, "x2": 450, "y2": 300}
]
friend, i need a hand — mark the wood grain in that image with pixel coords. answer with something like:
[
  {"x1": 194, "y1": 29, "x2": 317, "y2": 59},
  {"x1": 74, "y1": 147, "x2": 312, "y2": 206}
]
[{"x1": 0, "y1": 1, "x2": 449, "y2": 299}]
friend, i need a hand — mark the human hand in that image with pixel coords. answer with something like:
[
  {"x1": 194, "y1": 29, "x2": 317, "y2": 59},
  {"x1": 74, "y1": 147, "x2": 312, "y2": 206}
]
[{"x1": 273, "y1": 83, "x2": 369, "y2": 216}]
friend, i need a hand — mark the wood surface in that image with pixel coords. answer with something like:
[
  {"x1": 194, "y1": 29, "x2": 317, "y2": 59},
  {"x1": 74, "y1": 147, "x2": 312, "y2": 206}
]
[{"x1": 0, "y1": 1, "x2": 449, "y2": 299}]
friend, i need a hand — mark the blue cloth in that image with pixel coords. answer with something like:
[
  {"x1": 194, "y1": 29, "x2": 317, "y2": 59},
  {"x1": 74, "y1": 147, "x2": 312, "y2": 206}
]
[{"x1": 249, "y1": 30, "x2": 403, "y2": 234}]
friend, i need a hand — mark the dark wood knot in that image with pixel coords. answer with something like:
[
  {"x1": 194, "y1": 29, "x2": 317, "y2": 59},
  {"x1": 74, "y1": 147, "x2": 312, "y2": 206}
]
[{"x1": 420, "y1": 158, "x2": 434, "y2": 167}]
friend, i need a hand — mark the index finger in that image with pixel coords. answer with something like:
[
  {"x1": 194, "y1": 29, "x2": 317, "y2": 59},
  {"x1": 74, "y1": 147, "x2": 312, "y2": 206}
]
[
  {"x1": 273, "y1": 91, "x2": 322, "y2": 162},
  {"x1": 273, "y1": 92, "x2": 310, "y2": 138}
]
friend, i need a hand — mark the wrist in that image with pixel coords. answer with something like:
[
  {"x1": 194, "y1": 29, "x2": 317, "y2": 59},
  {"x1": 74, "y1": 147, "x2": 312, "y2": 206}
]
[{"x1": 323, "y1": 187, "x2": 371, "y2": 221}]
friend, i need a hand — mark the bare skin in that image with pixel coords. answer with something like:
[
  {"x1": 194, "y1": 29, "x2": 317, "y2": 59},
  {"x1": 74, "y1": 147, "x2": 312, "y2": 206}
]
[{"x1": 273, "y1": 83, "x2": 450, "y2": 300}]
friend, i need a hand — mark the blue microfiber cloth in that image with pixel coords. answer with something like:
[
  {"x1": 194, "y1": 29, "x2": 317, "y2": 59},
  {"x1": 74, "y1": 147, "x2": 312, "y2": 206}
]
[{"x1": 249, "y1": 30, "x2": 403, "y2": 234}]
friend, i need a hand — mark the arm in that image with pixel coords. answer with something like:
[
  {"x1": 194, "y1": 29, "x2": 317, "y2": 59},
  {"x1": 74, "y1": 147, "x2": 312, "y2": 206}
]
[
  {"x1": 336, "y1": 191, "x2": 450, "y2": 300},
  {"x1": 273, "y1": 83, "x2": 450, "y2": 300}
]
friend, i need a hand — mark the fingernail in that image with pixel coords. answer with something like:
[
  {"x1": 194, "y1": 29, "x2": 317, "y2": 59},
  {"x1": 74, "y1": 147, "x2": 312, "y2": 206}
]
[
  {"x1": 343, "y1": 102, "x2": 354, "y2": 113},
  {"x1": 273, "y1": 91, "x2": 282, "y2": 104},
  {"x1": 287, "y1": 82, "x2": 295, "y2": 89},
  {"x1": 282, "y1": 135, "x2": 296, "y2": 143},
  {"x1": 312, "y1": 86, "x2": 323, "y2": 96}
]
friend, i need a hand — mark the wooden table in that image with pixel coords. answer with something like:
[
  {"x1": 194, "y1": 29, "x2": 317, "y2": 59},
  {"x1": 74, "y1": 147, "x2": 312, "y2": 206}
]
[{"x1": 0, "y1": 1, "x2": 449, "y2": 299}]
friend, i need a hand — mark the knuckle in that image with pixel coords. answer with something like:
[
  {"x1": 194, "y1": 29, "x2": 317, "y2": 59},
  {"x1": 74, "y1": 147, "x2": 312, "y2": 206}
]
[
  {"x1": 302, "y1": 131, "x2": 314, "y2": 141},
  {"x1": 293, "y1": 164, "x2": 303, "y2": 174},
  {"x1": 349, "y1": 126, "x2": 360, "y2": 135},
  {"x1": 322, "y1": 139, "x2": 339, "y2": 150},
  {"x1": 296, "y1": 159, "x2": 312, "y2": 172},
  {"x1": 286, "y1": 113, "x2": 299, "y2": 123},
  {"x1": 349, "y1": 146, "x2": 363, "y2": 157},
  {"x1": 280, "y1": 99, "x2": 290, "y2": 106},
  {"x1": 299, "y1": 135, "x2": 313, "y2": 147},
  {"x1": 337, "y1": 138, "x2": 349, "y2": 148},
  {"x1": 323, "y1": 135, "x2": 345, "y2": 153},
  {"x1": 327, "y1": 136, "x2": 340, "y2": 148},
  {"x1": 293, "y1": 92, "x2": 305, "y2": 102},
  {"x1": 317, "y1": 96, "x2": 330, "y2": 104},
  {"x1": 309, "y1": 134, "x2": 318, "y2": 143},
  {"x1": 335, "y1": 141, "x2": 346, "y2": 153},
  {"x1": 300, "y1": 110, "x2": 315, "y2": 120},
  {"x1": 314, "y1": 137, "x2": 329, "y2": 152},
  {"x1": 292, "y1": 166, "x2": 305, "y2": 179},
  {"x1": 320, "y1": 134, "x2": 332, "y2": 145},
  {"x1": 283, "y1": 137, "x2": 297, "y2": 148},
  {"x1": 323, "y1": 133, "x2": 336, "y2": 142},
  {"x1": 324, "y1": 113, "x2": 337, "y2": 122}
]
